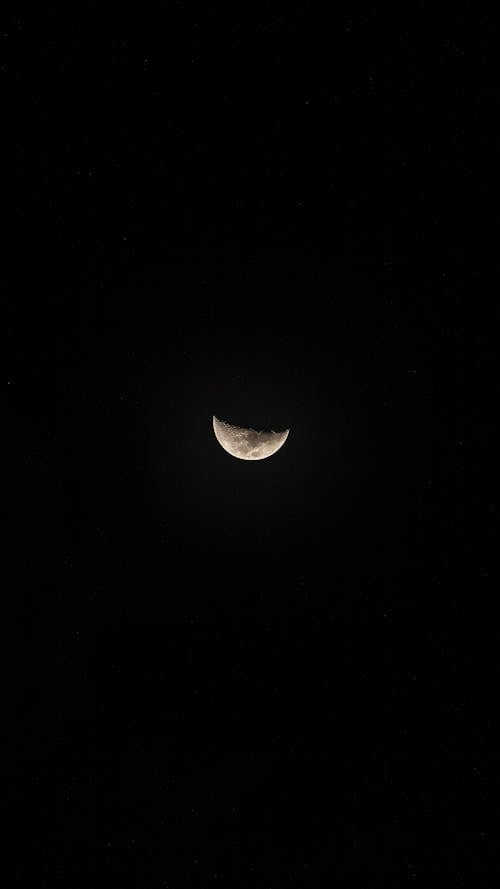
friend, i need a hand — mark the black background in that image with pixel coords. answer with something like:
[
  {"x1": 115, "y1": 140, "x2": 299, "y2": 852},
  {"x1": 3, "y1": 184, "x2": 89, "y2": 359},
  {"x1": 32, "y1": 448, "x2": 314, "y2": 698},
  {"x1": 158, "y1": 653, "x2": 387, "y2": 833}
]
[{"x1": 6, "y1": 6, "x2": 497, "y2": 887}]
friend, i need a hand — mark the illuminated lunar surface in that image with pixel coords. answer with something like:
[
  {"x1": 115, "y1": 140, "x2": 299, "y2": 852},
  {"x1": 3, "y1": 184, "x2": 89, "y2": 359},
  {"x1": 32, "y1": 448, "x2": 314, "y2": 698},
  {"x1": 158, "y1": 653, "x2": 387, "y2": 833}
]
[{"x1": 212, "y1": 416, "x2": 290, "y2": 461}]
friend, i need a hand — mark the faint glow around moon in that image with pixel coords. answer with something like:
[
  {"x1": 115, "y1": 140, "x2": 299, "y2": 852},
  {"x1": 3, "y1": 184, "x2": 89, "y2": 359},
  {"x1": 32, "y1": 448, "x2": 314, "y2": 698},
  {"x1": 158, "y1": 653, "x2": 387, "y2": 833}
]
[{"x1": 212, "y1": 416, "x2": 289, "y2": 461}]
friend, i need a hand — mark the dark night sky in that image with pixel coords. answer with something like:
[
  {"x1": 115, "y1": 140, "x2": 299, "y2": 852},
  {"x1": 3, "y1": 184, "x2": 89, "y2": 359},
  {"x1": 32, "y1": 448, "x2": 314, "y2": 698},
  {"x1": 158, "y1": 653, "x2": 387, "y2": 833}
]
[{"x1": 6, "y1": 7, "x2": 497, "y2": 887}]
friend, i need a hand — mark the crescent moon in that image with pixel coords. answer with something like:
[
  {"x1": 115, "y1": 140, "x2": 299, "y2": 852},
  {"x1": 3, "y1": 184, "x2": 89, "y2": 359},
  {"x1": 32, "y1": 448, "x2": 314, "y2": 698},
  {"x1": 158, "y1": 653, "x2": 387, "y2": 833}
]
[{"x1": 213, "y1": 416, "x2": 290, "y2": 461}]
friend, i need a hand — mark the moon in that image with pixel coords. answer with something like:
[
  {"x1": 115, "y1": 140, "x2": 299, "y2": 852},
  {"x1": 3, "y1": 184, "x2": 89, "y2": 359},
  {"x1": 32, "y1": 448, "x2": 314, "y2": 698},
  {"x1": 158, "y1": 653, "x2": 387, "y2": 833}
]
[{"x1": 213, "y1": 416, "x2": 290, "y2": 461}]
